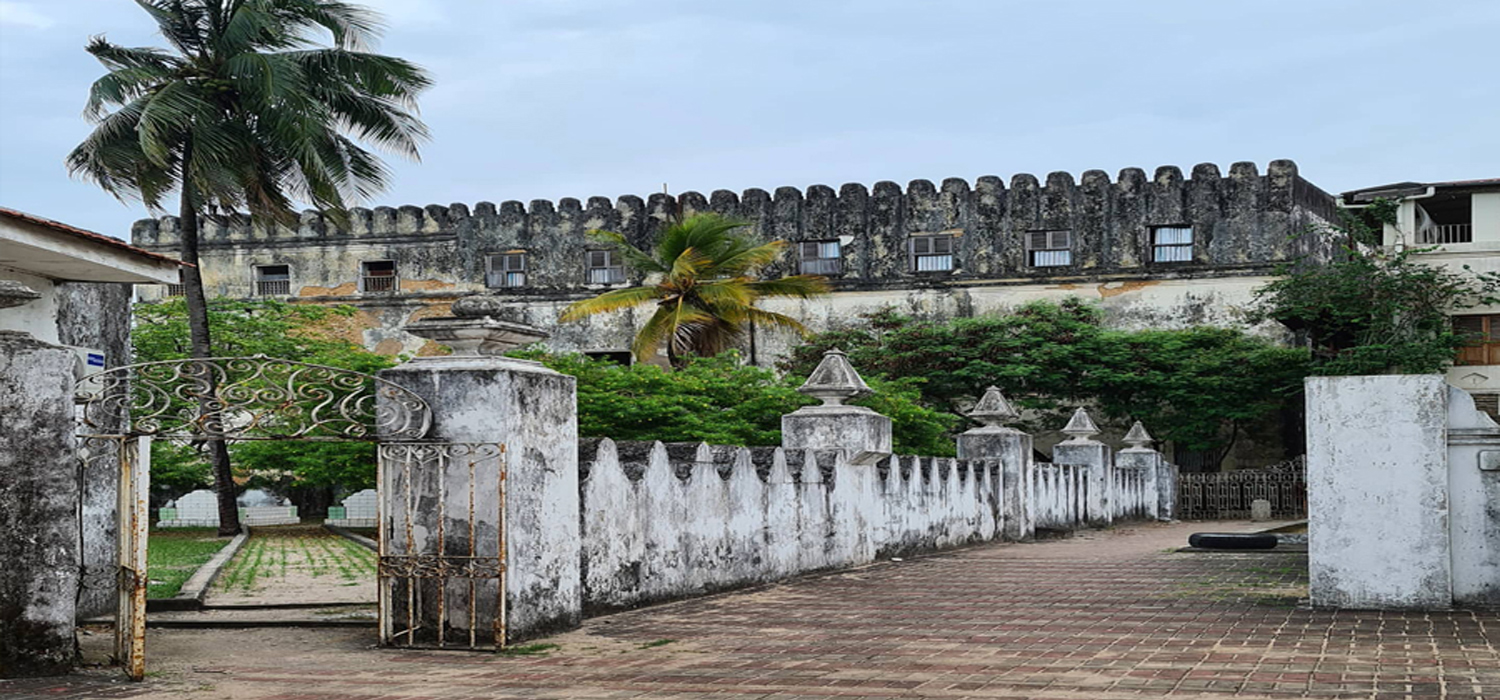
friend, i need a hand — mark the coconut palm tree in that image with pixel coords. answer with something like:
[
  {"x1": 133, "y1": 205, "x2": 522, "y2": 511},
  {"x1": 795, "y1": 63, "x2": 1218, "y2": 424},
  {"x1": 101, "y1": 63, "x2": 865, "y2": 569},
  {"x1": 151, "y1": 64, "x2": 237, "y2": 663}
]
[
  {"x1": 68, "y1": 0, "x2": 431, "y2": 535},
  {"x1": 561, "y1": 213, "x2": 830, "y2": 367}
]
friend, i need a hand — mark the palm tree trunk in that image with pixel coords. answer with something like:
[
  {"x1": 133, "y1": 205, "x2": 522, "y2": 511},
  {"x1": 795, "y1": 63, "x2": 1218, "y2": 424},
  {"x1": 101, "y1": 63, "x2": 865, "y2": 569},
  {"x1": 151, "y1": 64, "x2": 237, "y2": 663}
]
[{"x1": 177, "y1": 141, "x2": 241, "y2": 536}]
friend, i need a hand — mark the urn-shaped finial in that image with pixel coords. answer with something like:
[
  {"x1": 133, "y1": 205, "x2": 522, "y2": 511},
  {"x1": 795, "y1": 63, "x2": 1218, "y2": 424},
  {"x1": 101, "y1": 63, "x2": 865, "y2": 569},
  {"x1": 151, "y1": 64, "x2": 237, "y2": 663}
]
[
  {"x1": 968, "y1": 386, "x2": 1020, "y2": 429},
  {"x1": 797, "y1": 348, "x2": 872, "y2": 406},
  {"x1": 1060, "y1": 407, "x2": 1100, "y2": 443},
  {"x1": 1122, "y1": 421, "x2": 1154, "y2": 450}
]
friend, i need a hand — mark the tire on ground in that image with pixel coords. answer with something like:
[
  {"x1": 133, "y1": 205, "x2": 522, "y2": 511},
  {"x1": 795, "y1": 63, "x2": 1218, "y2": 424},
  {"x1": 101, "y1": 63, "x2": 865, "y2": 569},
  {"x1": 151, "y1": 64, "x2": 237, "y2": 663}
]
[{"x1": 1187, "y1": 532, "x2": 1279, "y2": 550}]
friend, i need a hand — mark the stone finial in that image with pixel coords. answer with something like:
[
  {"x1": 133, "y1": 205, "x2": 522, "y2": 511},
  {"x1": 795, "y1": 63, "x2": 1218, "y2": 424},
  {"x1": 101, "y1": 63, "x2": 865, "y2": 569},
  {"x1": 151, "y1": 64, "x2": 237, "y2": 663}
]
[
  {"x1": 0, "y1": 280, "x2": 42, "y2": 309},
  {"x1": 1122, "y1": 421, "x2": 1154, "y2": 450},
  {"x1": 1060, "y1": 407, "x2": 1100, "y2": 443},
  {"x1": 968, "y1": 386, "x2": 1019, "y2": 429},
  {"x1": 797, "y1": 349, "x2": 872, "y2": 406}
]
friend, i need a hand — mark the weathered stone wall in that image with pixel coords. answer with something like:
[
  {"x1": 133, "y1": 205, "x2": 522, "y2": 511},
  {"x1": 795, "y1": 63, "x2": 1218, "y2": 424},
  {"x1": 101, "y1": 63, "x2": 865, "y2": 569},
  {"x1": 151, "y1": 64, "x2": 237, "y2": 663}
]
[
  {"x1": 130, "y1": 160, "x2": 1339, "y2": 363},
  {"x1": 579, "y1": 439, "x2": 1000, "y2": 613},
  {"x1": 54, "y1": 281, "x2": 132, "y2": 620},
  {"x1": 0, "y1": 332, "x2": 80, "y2": 677},
  {"x1": 1444, "y1": 386, "x2": 1500, "y2": 607},
  {"x1": 1306, "y1": 375, "x2": 1455, "y2": 609}
]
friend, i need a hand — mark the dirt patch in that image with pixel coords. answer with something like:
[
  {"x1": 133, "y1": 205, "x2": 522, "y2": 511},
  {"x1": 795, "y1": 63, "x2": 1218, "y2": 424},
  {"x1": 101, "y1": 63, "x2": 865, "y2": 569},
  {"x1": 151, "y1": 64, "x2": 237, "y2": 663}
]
[{"x1": 208, "y1": 525, "x2": 375, "y2": 606}]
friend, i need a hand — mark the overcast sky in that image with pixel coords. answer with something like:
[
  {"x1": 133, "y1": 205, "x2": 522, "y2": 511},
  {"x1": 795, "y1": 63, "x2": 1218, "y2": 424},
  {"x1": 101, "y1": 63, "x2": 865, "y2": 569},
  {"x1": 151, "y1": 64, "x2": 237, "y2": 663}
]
[{"x1": 1, "y1": 0, "x2": 1496, "y2": 239}]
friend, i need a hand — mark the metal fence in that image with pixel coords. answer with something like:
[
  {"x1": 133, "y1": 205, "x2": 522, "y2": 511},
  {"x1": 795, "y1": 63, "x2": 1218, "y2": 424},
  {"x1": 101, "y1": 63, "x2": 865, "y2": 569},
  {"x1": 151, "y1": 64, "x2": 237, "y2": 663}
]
[{"x1": 1175, "y1": 456, "x2": 1306, "y2": 520}]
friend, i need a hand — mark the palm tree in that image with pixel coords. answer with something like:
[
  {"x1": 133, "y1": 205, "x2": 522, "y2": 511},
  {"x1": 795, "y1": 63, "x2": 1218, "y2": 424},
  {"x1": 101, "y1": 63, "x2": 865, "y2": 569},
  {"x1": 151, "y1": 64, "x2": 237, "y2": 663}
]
[
  {"x1": 560, "y1": 213, "x2": 830, "y2": 367},
  {"x1": 68, "y1": 0, "x2": 430, "y2": 535}
]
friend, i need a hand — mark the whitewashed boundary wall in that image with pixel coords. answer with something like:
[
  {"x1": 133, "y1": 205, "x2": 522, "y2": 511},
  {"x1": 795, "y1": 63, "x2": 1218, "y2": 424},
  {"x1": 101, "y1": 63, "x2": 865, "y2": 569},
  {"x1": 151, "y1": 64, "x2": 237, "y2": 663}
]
[
  {"x1": 578, "y1": 440, "x2": 1001, "y2": 612},
  {"x1": 1030, "y1": 463, "x2": 1087, "y2": 530},
  {"x1": 1307, "y1": 376, "x2": 1500, "y2": 609}
]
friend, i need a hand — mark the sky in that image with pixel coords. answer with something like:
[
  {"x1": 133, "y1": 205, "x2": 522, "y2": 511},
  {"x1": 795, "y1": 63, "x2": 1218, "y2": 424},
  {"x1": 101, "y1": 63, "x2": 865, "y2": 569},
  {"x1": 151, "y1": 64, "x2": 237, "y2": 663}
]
[{"x1": 0, "y1": 0, "x2": 1496, "y2": 240}]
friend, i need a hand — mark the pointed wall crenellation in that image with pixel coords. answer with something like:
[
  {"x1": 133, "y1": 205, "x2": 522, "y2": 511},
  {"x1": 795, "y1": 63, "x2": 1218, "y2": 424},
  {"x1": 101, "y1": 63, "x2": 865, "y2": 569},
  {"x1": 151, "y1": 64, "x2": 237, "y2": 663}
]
[{"x1": 130, "y1": 161, "x2": 1341, "y2": 284}]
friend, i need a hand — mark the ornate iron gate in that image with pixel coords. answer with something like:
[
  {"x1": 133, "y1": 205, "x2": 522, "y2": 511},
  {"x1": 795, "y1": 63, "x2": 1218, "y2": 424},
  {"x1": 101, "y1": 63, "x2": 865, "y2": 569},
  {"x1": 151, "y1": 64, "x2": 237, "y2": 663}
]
[
  {"x1": 72, "y1": 356, "x2": 512, "y2": 680},
  {"x1": 1176, "y1": 456, "x2": 1307, "y2": 520},
  {"x1": 378, "y1": 442, "x2": 507, "y2": 650}
]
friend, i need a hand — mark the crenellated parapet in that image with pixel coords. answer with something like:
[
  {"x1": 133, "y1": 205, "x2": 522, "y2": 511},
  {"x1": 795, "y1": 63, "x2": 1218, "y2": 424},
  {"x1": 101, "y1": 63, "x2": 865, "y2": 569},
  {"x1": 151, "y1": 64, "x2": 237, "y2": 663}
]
[{"x1": 131, "y1": 159, "x2": 1340, "y2": 289}]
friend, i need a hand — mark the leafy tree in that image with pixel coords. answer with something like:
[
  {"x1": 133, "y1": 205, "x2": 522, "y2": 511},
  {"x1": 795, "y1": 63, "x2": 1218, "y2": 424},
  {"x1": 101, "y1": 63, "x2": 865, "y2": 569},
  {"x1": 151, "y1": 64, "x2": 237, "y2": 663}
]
[
  {"x1": 513, "y1": 349, "x2": 961, "y2": 457},
  {"x1": 783, "y1": 300, "x2": 1309, "y2": 464},
  {"x1": 1251, "y1": 203, "x2": 1500, "y2": 375},
  {"x1": 135, "y1": 298, "x2": 393, "y2": 502},
  {"x1": 559, "y1": 213, "x2": 829, "y2": 367},
  {"x1": 70, "y1": 0, "x2": 430, "y2": 534}
]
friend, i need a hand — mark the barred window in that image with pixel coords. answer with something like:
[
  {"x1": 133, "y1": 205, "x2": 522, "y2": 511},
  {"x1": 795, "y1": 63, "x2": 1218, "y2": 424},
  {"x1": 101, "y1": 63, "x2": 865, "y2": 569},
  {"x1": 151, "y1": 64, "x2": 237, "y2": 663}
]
[
  {"x1": 586, "y1": 250, "x2": 625, "y2": 285},
  {"x1": 1455, "y1": 314, "x2": 1500, "y2": 365},
  {"x1": 254, "y1": 264, "x2": 291, "y2": 296},
  {"x1": 1152, "y1": 226, "x2": 1194, "y2": 263},
  {"x1": 165, "y1": 283, "x2": 185, "y2": 297},
  {"x1": 360, "y1": 260, "x2": 397, "y2": 293},
  {"x1": 909, "y1": 235, "x2": 954, "y2": 272},
  {"x1": 486, "y1": 252, "x2": 527, "y2": 288},
  {"x1": 1027, "y1": 230, "x2": 1072, "y2": 267},
  {"x1": 799, "y1": 240, "x2": 842, "y2": 276}
]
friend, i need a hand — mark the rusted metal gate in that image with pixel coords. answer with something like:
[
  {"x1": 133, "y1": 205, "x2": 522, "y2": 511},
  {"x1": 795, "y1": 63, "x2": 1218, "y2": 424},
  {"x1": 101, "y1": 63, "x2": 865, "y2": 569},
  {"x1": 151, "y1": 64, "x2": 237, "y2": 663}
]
[
  {"x1": 378, "y1": 442, "x2": 508, "y2": 650},
  {"x1": 75, "y1": 435, "x2": 149, "y2": 681},
  {"x1": 72, "y1": 356, "x2": 467, "y2": 681},
  {"x1": 1176, "y1": 456, "x2": 1307, "y2": 520}
]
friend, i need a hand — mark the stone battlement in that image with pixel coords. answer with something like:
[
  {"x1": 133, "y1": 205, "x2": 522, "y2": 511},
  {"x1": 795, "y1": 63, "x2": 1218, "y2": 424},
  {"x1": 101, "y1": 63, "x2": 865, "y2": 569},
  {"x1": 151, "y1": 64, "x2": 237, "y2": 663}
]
[{"x1": 132, "y1": 160, "x2": 1338, "y2": 261}]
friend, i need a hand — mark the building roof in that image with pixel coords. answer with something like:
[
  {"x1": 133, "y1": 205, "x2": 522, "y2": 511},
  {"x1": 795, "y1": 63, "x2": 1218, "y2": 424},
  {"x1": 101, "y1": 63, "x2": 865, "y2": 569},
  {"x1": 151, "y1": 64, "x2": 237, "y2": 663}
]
[
  {"x1": 1, "y1": 206, "x2": 186, "y2": 284},
  {"x1": 1341, "y1": 178, "x2": 1500, "y2": 203}
]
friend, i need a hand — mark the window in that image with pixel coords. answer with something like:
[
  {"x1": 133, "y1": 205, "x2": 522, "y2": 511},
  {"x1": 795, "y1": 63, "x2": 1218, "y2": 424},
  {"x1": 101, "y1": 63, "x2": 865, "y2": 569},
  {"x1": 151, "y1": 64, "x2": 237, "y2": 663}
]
[
  {"x1": 1152, "y1": 226, "x2": 1194, "y2": 263},
  {"x1": 1455, "y1": 314, "x2": 1500, "y2": 365},
  {"x1": 486, "y1": 252, "x2": 527, "y2": 288},
  {"x1": 1473, "y1": 393, "x2": 1500, "y2": 421},
  {"x1": 1415, "y1": 194, "x2": 1472, "y2": 244},
  {"x1": 165, "y1": 283, "x2": 185, "y2": 297},
  {"x1": 799, "y1": 240, "x2": 842, "y2": 276},
  {"x1": 360, "y1": 260, "x2": 397, "y2": 293},
  {"x1": 909, "y1": 235, "x2": 954, "y2": 272},
  {"x1": 254, "y1": 264, "x2": 291, "y2": 296},
  {"x1": 586, "y1": 250, "x2": 625, "y2": 285},
  {"x1": 1027, "y1": 230, "x2": 1072, "y2": 267}
]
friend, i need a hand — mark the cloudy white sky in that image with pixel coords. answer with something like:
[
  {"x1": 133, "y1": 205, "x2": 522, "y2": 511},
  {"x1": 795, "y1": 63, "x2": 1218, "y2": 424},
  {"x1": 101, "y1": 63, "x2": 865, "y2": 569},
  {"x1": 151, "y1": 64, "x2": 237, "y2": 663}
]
[{"x1": 0, "y1": 0, "x2": 1496, "y2": 239}]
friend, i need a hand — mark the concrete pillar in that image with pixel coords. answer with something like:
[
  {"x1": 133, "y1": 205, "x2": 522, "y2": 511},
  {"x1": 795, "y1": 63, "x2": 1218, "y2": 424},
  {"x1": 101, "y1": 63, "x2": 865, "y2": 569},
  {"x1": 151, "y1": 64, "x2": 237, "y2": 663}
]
[
  {"x1": 956, "y1": 386, "x2": 1032, "y2": 540},
  {"x1": 0, "y1": 331, "x2": 79, "y2": 677},
  {"x1": 782, "y1": 349, "x2": 891, "y2": 465},
  {"x1": 1116, "y1": 421, "x2": 1169, "y2": 521},
  {"x1": 382, "y1": 308, "x2": 581, "y2": 641},
  {"x1": 1053, "y1": 407, "x2": 1112, "y2": 527},
  {"x1": 1306, "y1": 375, "x2": 1451, "y2": 609}
]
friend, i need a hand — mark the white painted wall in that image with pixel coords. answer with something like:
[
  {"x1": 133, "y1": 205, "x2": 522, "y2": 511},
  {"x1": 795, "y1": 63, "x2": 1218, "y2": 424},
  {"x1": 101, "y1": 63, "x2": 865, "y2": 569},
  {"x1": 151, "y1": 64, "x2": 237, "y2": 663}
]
[
  {"x1": 0, "y1": 268, "x2": 60, "y2": 344},
  {"x1": 1445, "y1": 386, "x2": 1500, "y2": 606},
  {"x1": 1306, "y1": 375, "x2": 1453, "y2": 609},
  {"x1": 1472, "y1": 192, "x2": 1500, "y2": 243}
]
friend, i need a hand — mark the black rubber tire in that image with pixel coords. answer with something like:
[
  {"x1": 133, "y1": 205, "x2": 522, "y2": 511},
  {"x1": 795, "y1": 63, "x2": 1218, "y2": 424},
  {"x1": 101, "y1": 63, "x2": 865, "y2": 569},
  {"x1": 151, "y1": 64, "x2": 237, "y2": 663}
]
[{"x1": 1188, "y1": 532, "x2": 1279, "y2": 550}]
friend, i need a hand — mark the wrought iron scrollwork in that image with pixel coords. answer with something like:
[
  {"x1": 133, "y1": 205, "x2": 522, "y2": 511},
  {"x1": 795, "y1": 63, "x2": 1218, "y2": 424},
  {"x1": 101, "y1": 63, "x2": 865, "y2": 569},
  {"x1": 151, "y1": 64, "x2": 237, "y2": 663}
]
[{"x1": 76, "y1": 356, "x2": 430, "y2": 441}]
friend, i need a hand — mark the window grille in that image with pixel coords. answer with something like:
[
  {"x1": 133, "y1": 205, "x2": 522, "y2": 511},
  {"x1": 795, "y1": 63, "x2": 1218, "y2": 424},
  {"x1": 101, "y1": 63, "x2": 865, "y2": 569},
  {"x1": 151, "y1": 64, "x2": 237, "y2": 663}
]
[
  {"x1": 909, "y1": 235, "x2": 954, "y2": 272},
  {"x1": 361, "y1": 260, "x2": 398, "y2": 293},
  {"x1": 486, "y1": 252, "x2": 528, "y2": 288},
  {"x1": 1027, "y1": 230, "x2": 1072, "y2": 267},
  {"x1": 1455, "y1": 314, "x2": 1500, "y2": 365},
  {"x1": 1152, "y1": 226, "x2": 1194, "y2": 263},
  {"x1": 799, "y1": 240, "x2": 843, "y2": 275},
  {"x1": 586, "y1": 250, "x2": 625, "y2": 285},
  {"x1": 165, "y1": 283, "x2": 185, "y2": 297},
  {"x1": 254, "y1": 264, "x2": 291, "y2": 296}
]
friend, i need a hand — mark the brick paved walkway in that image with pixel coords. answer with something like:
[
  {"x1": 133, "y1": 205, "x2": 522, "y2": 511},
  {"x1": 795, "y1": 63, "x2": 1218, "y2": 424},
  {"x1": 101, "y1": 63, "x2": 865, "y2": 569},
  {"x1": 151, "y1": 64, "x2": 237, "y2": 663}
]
[{"x1": 6, "y1": 521, "x2": 1497, "y2": 699}]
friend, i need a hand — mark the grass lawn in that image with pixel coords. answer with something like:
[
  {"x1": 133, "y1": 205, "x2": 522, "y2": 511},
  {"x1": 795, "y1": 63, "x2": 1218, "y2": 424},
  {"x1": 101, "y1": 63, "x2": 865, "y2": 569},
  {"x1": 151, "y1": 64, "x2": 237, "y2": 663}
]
[
  {"x1": 147, "y1": 528, "x2": 233, "y2": 599},
  {"x1": 216, "y1": 526, "x2": 376, "y2": 594}
]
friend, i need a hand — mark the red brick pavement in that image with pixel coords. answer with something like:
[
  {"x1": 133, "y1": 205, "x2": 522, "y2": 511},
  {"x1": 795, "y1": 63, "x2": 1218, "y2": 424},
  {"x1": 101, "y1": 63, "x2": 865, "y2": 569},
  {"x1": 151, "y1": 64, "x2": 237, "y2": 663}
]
[{"x1": 4, "y1": 521, "x2": 1497, "y2": 699}]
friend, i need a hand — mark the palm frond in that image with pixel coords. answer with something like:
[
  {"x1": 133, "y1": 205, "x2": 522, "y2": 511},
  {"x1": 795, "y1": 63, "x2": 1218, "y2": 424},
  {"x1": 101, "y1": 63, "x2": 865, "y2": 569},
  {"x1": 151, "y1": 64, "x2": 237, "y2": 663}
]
[
  {"x1": 559, "y1": 286, "x2": 665, "y2": 321},
  {"x1": 710, "y1": 240, "x2": 787, "y2": 277},
  {"x1": 746, "y1": 275, "x2": 831, "y2": 300}
]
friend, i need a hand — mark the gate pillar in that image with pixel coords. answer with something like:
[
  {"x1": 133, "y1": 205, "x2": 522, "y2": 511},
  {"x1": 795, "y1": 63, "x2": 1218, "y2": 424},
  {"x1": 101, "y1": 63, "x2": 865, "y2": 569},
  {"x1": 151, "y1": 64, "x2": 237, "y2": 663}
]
[
  {"x1": 0, "y1": 331, "x2": 80, "y2": 677},
  {"x1": 380, "y1": 313, "x2": 581, "y2": 642}
]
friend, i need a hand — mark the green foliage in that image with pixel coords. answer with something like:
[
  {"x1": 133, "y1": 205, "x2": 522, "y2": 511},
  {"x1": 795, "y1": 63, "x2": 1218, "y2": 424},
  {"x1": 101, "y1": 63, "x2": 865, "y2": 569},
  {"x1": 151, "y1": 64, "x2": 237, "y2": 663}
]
[
  {"x1": 150, "y1": 441, "x2": 213, "y2": 503},
  {"x1": 133, "y1": 298, "x2": 394, "y2": 490},
  {"x1": 783, "y1": 300, "x2": 1309, "y2": 454},
  {"x1": 560, "y1": 213, "x2": 829, "y2": 366},
  {"x1": 1250, "y1": 204, "x2": 1500, "y2": 376},
  {"x1": 68, "y1": 0, "x2": 430, "y2": 225},
  {"x1": 512, "y1": 349, "x2": 960, "y2": 456},
  {"x1": 146, "y1": 529, "x2": 229, "y2": 599}
]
